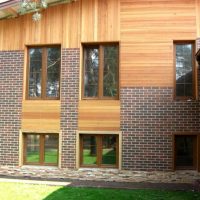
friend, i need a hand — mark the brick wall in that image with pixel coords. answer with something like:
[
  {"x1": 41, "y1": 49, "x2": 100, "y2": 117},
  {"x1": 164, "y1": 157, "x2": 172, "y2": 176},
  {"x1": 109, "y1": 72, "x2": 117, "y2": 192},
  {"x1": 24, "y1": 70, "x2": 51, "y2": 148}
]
[
  {"x1": 60, "y1": 48, "x2": 79, "y2": 168},
  {"x1": 0, "y1": 51, "x2": 23, "y2": 166},
  {"x1": 121, "y1": 87, "x2": 200, "y2": 171}
]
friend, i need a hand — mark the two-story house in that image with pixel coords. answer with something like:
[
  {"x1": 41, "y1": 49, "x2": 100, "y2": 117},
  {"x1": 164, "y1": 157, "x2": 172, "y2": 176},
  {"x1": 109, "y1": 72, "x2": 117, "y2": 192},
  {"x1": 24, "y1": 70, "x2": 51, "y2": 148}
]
[{"x1": 0, "y1": 0, "x2": 199, "y2": 171}]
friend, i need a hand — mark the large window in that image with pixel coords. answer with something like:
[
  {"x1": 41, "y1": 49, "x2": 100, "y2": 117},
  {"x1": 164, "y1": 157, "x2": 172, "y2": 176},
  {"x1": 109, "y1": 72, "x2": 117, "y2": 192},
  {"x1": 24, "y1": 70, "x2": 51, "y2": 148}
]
[
  {"x1": 174, "y1": 42, "x2": 195, "y2": 99},
  {"x1": 83, "y1": 44, "x2": 119, "y2": 99},
  {"x1": 80, "y1": 134, "x2": 118, "y2": 168},
  {"x1": 23, "y1": 133, "x2": 59, "y2": 166},
  {"x1": 27, "y1": 46, "x2": 61, "y2": 99},
  {"x1": 174, "y1": 135, "x2": 197, "y2": 170}
]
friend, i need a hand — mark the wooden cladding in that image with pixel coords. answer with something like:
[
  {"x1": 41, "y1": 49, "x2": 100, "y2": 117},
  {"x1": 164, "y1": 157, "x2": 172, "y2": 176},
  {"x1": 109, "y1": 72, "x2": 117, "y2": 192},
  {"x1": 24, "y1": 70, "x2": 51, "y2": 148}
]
[
  {"x1": 0, "y1": 0, "x2": 119, "y2": 50},
  {"x1": 78, "y1": 100, "x2": 120, "y2": 131},
  {"x1": 120, "y1": 0, "x2": 197, "y2": 87},
  {"x1": 22, "y1": 100, "x2": 60, "y2": 132}
]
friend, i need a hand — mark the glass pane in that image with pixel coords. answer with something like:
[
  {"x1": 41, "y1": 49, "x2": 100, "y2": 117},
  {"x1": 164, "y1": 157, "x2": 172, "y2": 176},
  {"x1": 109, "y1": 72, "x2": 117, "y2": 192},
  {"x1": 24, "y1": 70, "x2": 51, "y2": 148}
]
[
  {"x1": 82, "y1": 136, "x2": 97, "y2": 165},
  {"x1": 176, "y1": 44, "x2": 193, "y2": 96},
  {"x1": 44, "y1": 135, "x2": 58, "y2": 164},
  {"x1": 28, "y1": 48, "x2": 42, "y2": 97},
  {"x1": 176, "y1": 84, "x2": 184, "y2": 96},
  {"x1": 103, "y1": 46, "x2": 118, "y2": 97},
  {"x1": 46, "y1": 47, "x2": 61, "y2": 97},
  {"x1": 84, "y1": 48, "x2": 99, "y2": 97},
  {"x1": 185, "y1": 84, "x2": 193, "y2": 97},
  {"x1": 26, "y1": 135, "x2": 40, "y2": 163},
  {"x1": 175, "y1": 136, "x2": 196, "y2": 167},
  {"x1": 102, "y1": 135, "x2": 117, "y2": 165}
]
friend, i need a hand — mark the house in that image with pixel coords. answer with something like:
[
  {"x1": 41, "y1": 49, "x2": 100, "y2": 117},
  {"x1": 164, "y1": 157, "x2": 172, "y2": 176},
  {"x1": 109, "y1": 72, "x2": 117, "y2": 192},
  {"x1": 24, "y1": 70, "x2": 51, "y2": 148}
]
[{"x1": 0, "y1": 0, "x2": 199, "y2": 171}]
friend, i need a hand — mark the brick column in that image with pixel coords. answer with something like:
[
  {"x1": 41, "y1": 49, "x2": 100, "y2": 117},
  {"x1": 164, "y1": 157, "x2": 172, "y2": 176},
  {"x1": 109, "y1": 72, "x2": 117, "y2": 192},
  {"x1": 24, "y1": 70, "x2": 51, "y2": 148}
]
[
  {"x1": 0, "y1": 51, "x2": 23, "y2": 166},
  {"x1": 60, "y1": 48, "x2": 79, "y2": 168}
]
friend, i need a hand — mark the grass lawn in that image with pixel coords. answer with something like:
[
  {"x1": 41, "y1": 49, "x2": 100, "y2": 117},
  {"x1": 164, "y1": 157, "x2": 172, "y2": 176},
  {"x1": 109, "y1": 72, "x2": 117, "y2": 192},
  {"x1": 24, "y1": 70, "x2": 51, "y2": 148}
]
[
  {"x1": 0, "y1": 182, "x2": 199, "y2": 200},
  {"x1": 27, "y1": 149, "x2": 57, "y2": 163}
]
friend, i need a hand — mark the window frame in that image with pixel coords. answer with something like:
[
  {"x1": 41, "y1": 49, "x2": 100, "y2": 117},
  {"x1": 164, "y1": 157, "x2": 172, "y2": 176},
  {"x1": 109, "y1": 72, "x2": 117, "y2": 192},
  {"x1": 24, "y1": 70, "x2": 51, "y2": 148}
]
[
  {"x1": 23, "y1": 133, "x2": 59, "y2": 166},
  {"x1": 174, "y1": 41, "x2": 197, "y2": 100},
  {"x1": 26, "y1": 45, "x2": 61, "y2": 100},
  {"x1": 82, "y1": 43, "x2": 119, "y2": 100},
  {"x1": 80, "y1": 134, "x2": 119, "y2": 168}
]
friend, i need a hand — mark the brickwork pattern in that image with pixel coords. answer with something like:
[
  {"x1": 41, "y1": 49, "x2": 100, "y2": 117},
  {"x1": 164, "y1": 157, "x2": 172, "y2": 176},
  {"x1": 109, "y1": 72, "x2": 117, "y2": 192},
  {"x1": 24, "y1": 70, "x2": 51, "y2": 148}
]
[
  {"x1": 121, "y1": 87, "x2": 200, "y2": 171},
  {"x1": 60, "y1": 49, "x2": 79, "y2": 168},
  {"x1": 0, "y1": 51, "x2": 23, "y2": 166}
]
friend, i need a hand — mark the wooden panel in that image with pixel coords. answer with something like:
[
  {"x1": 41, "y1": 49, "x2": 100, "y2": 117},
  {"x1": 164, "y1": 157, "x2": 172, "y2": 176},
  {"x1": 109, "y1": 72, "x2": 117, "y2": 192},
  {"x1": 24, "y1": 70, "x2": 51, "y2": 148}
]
[
  {"x1": 0, "y1": 2, "x2": 80, "y2": 50},
  {"x1": 22, "y1": 100, "x2": 60, "y2": 131},
  {"x1": 78, "y1": 100, "x2": 120, "y2": 131},
  {"x1": 62, "y1": 1, "x2": 81, "y2": 48},
  {"x1": 196, "y1": 0, "x2": 200, "y2": 37},
  {"x1": 120, "y1": 0, "x2": 197, "y2": 87},
  {"x1": 81, "y1": 0, "x2": 120, "y2": 42}
]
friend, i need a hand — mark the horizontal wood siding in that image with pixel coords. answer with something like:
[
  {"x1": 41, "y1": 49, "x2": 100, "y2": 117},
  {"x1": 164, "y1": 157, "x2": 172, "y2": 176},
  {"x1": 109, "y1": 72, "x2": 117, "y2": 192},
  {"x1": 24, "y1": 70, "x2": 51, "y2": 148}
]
[
  {"x1": 21, "y1": 100, "x2": 60, "y2": 132},
  {"x1": 120, "y1": 0, "x2": 197, "y2": 87},
  {"x1": 78, "y1": 100, "x2": 120, "y2": 131}
]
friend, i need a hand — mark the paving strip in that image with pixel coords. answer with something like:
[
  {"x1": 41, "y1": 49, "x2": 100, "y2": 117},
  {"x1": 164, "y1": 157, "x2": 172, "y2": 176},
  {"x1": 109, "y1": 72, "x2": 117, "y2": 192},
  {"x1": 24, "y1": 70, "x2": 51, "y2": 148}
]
[{"x1": 0, "y1": 176, "x2": 197, "y2": 191}]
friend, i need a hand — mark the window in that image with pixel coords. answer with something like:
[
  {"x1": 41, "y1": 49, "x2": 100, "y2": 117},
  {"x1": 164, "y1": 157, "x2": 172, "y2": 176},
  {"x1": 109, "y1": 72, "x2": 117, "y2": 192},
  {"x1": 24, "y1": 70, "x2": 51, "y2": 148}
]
[
  {"x1": 27, "y1": 46, "x2": 61, "y2": 99},
  {"x1": 23, "y1": 133, "x2": 59, "y2": 166},
  {"x1": 174, "y1": 42, "x2": 195, "y2": 99},
  {"x1": 174, "y1": 135, "x2": 197, "y2": 170},
  {"x1": 80, "y1": 134, "x2": 118, "y2": 168},
  {"x1": 83, "y1": 44, "x2": 119, "y2": 99}
]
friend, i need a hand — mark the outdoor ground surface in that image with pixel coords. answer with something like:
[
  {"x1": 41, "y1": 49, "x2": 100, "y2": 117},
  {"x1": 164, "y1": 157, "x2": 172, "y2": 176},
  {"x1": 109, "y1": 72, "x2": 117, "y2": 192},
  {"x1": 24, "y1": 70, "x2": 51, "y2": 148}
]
[{"x1": 0, "y1": 182, "x2": 199, "y2": 200}]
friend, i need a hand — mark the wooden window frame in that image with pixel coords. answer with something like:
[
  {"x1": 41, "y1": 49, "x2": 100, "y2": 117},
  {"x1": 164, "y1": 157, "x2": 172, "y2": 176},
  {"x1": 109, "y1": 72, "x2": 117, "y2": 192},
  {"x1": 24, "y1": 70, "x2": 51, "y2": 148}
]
[
  {"x1": 26, "y1": 45, "x2": 61, "y2": 100},
  {"x1": 82, "y1": 43, "x2": 119, "y2": 100},
  {"x1": 173, "y1": 41, "x2": 197, "y2": 100},
  {"x1": 23, "y1": 133, "x2": 59, "y2": 166},
  {"x1": 80, "y1": 134, "x2": 119, "y2": 168},
  {"x1": 173, "y1": 133, "x2": 199, "y2": 171}
]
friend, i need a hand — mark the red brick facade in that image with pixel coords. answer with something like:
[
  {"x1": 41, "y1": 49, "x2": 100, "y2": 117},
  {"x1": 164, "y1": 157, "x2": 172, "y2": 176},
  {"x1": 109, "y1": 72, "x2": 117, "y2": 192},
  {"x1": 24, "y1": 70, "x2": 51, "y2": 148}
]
[
  {"x1": 0, "y1": 51, "x2": 23, "y2": 165},
  {"x1": 60, "y1": 48, "x2": 80, "y2": 168},
  {"x1": 0, "y1": 48, "x2": 199, "y2": 171},
  {"x1": 121, "y1": 87, "x2": 200, "y2": 170}
]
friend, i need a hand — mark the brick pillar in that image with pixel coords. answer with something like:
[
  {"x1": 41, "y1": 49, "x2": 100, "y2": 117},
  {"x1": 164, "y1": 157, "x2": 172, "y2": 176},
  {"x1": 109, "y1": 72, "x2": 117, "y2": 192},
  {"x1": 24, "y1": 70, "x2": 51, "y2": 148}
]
[
  {"x1": 60, "y1": 48, "x2": 79, "y2": 168},
  {"x1": 0, "y1": 51, "x2": 23, "y2": 166}
]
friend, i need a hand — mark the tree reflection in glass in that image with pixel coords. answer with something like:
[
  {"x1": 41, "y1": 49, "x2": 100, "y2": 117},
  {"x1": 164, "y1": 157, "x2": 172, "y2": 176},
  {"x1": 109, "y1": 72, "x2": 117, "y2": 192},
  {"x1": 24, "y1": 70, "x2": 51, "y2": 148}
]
[
  {"x1": 46, "y1": 47, "x2": 61, "y2": 97},
  {"x1": 84, "y1": 48, "x2": 99, "y2": 97},
  {"x1": 29, "y1": 48, "x2": 42, "y2": 97},
  {"x1": 176, "y1": 44, "x2": 193, "y2": 97},
  {"x1": 103, "y1": 46, "x2": 118, "y2": 97}
]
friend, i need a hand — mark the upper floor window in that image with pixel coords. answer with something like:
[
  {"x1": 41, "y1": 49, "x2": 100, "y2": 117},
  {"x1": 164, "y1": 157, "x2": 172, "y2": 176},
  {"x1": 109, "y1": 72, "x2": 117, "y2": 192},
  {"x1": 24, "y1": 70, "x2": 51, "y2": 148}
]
[
  {"x1": 83, "y1": 44, "x2": 119, "y2": 99},
  {"x1": 27, "y1": 46, "x2": 61, "y2": 99},
  {"x1": 175, "y1": 42, "x2": 195, "y2": 99}
]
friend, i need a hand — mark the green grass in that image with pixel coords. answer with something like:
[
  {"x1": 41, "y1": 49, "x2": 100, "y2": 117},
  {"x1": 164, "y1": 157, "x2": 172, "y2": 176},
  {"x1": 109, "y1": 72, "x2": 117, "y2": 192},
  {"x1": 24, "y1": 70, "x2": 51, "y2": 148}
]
[
  {"x1": 27, "y1": 149, "x2": 57, "y2": 163},
  {"x1": 0, "y1": 182, "x2": 199, "y2": 200},
  {"x1": 83, "y1": 148, "x2": 116, "y2": 165}
]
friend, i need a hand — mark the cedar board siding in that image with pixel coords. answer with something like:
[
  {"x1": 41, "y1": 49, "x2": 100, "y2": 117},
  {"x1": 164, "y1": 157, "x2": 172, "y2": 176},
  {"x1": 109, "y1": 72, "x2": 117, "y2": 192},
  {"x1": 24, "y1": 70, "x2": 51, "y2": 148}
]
[{"x1": 0, "y1": 0, "x2": 199, "y2": 134}]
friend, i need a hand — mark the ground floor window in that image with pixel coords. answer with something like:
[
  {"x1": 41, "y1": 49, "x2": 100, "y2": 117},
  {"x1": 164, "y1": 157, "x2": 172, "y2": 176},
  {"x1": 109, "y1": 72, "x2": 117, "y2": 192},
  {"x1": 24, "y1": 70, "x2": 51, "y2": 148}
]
[
  {"x1": 80, "y1": 134, "x2": 119, "y2": 168},
  {"x1": 174, "y1": 135, "x2": 197, "y2": 170},
  {"x1": 23, "y1": 133, "x2": 59, "y2": 166}
]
